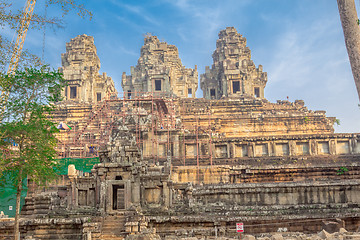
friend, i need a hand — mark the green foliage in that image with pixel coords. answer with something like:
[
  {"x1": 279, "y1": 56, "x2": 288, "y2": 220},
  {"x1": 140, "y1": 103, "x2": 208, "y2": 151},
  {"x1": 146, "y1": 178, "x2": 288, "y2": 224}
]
[
  {"x1": 336, "y1": 167, "x2": 349, "y2": 175},
  {"x1": 334, "y1": 118, "x2": 341, "y2": 126},
  {"x1": 0, "y1": 0, "x2": 92, "y2": 30},
  {"x1": 48, "y1": 0, "x2": 93, "y2": 19},
  {"x1": 304, "y1": 116, "x2": 309, "y2": 122},
  {"x1": 0, "y1": 67, "x2": 65, "y2": 187},
  {"x1": 0, "y1": 0, "x2": 92, "y2": 72}
]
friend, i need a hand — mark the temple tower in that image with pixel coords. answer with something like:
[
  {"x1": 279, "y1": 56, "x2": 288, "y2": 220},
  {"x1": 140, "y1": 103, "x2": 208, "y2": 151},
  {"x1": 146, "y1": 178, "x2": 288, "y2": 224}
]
[
  {"x1": 201, "y1": 27, "x2": 267, "y2": 99},
  {"x1": 60, "y1": 34, "x2": 116, "y2": 103},
  {"x1": 122, "y1": 34, "x2": 198, "y2": 98}
]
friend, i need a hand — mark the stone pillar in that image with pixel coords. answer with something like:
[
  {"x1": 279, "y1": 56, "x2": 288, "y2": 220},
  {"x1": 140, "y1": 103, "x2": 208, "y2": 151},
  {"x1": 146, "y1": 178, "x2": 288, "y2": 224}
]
[
  {"x1": 163, "y1": 182, "x2": 170, "y2": 208},
  {"x1": 309, "y1": 140, "x2": 317, "y2": 155},
  {"x1": 99, "y1": 181, "x2": 106, "y2": 213},
  {"x1": 248, "y1": 143, "x2": 255, "y2": 157},
  {"x1": 125, "y1": 180, "x2": 131, "y2": 209},
  {"x1": 132, "y1": 179, "x2": 141, "y2": 206},
  {"x1": 330, "y1": 140, "x2": 336, "y2": 155},
  {"x1": 289, "y1": 141, "x2": 296, "y2": 156}
]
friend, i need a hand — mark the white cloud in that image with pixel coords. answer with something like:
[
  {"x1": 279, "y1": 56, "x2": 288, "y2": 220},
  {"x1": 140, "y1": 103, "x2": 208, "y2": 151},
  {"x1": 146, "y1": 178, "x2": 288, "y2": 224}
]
[
  {"x1": 110, "y1": 0, "x2": 160, "y2": 26},
  {"x1": 262, "y1": 10, "x2": 360, "y2": 133}
]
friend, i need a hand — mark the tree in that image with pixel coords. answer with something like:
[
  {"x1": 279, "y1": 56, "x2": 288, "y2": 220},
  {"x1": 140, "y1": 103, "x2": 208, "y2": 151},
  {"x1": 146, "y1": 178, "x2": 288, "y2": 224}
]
[
  {"x1": 0, "y1": 66, "x2": 65, "y2": 239},
  {"x1": 0, "y1": 0, "x2": 92, "y2": 71},
  {"x1": 337, "y1": 0, "x2": 360, "y2": 102}
]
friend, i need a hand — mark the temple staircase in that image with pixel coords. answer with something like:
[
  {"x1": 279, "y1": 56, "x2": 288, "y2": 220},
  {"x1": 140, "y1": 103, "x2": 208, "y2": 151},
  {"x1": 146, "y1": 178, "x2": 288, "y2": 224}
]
[{"x1": 98, "y1": 214, "x2": 126, "y2": 240}]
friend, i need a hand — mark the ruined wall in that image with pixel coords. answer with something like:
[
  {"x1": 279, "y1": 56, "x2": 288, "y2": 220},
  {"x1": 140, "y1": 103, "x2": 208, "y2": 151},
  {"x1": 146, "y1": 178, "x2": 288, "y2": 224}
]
[
  {"x1": 18, "y1": 30, "x2": 360, "y2": 239},
  {"x1": 178, "y1": 98, "x2": 336, "y2": 138},
  {"x1": 201, "y1": 27, "x2": 267, "y2": 99},
  {"x1": 122, "y1": 35, "x2": 198, "y2": 98},
  {"x1": 60, "y1": 34, "x2": 116, "y2": 103}
]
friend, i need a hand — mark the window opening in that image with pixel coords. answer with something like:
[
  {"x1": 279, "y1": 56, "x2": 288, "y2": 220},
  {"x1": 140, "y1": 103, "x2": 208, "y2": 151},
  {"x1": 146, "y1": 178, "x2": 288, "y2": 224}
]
[
  {"x1": 254, "y1": 87, "x2": 260, "y2": 98},
  {"x1": 188, "y1": 88, "x2": 192, "y2": 98},
  {"x1": 232, "y1": 81, "x2": 240, "y2": 93},
  {"x1": 70, "y1": 86, "x2": 77, "y2": 99},
  {"x1": 155, "y1": 80, "x2": 161, "y2": 91},
  {"x1": 210, "y1": 89, "x2": 216, "y2": 98},
  {"x1": 97, "y1": 93, "x2": 101, "y2": 102}
]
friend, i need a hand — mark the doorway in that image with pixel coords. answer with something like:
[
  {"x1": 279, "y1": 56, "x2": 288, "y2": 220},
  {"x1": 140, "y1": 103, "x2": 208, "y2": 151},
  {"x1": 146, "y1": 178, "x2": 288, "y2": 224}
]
[{"x1": 112, "y1": 185, "x2": 125, "y2": 210}]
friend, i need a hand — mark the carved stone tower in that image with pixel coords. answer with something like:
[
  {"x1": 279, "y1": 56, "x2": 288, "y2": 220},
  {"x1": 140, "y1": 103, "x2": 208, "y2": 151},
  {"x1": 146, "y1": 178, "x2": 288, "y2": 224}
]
[
  {"x1": 60, "y1": 34, "x2": 116, "y2": 103},
  {"x1": 201, "y1": 27, "x2": 267, "y2": 99},
  {"x1": 122, "y1": 34, "x2": 198, "y2": 98}
]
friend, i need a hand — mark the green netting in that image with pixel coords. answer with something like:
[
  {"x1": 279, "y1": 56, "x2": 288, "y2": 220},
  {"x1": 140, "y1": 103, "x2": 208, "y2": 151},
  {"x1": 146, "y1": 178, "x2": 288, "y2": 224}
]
[
  {"x1": 0, "y1": 157, "x2": 100, "y2": 217},
  {"x1": 0, "y1": 173, "x2": 27, "y2": 218},
  {"x1": 55, "y1": 157, "x2": 100, "y2": 175}
]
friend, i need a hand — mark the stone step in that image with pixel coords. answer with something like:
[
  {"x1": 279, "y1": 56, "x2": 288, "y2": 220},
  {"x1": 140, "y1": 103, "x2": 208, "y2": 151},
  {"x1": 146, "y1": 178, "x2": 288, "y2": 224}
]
[
  {"x1": 344, "y1": 235, "x2": 360, "y2": 239},
  {"x1": 103, "y1": 218, "x2": 125, "y2": 223},
  {"x1": 102, "y1": 225, "x2": 125, "y2": 229},
  {"x1": 98, "y1": 234, "x2": 125, "y2": 240},
  {"x1": 102, "y1": 222, "x2": 125, "y2": 227},
  {"x1": 101, "y1": 228, "x2": 125, "y2": 234}
]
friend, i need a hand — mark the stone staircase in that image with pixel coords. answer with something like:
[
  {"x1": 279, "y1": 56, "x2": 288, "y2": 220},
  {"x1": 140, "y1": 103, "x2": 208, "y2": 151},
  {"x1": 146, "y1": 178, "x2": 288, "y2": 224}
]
[
  {"x1": 21, "y1": 196, "x2": 34, "y2": 215},
  {"x1": 98, "y1": 214, "x2": 126, "y2": 240}
]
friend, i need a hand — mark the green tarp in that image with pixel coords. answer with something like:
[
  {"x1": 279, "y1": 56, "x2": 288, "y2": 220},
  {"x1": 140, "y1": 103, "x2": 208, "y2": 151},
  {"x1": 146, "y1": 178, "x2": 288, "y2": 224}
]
[
  {"x1": 0, "y1": 174, "x2": 27, "y2": 218},
  {"x1": 56, "y1": 157, "x2": 100, "y2": 175},
  {"x1": 0, "y1": 157, "x2": 99, "y2": 217}
]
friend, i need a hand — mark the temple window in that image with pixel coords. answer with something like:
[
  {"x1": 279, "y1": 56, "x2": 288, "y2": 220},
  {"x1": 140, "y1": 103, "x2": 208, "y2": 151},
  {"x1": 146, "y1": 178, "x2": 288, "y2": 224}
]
[
  {"x1": 210, "y1": 89, "x2": 216, "y2": 98},
  {"x1": 155, "y1": 80, "x2": 161, "y2": 91},
  {"x1": 232, "y1": 81, "x2": 240, "y2": 93},
  {"x1": 97, "y1": 93, "x2": 101, "y2": 102},
  {"x1": 188, "y1": 88, "x2": 192, "y2": 98},
  {"x1": 254, "y1": 87, "x2": 260, "y2": 98},
  {"x1": 70, "y1": 86, "x2": 77, "y2": 99}
]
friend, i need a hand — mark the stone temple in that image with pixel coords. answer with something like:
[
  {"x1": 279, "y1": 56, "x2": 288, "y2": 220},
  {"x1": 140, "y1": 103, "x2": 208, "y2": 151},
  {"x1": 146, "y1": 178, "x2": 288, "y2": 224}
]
[
  {"x1": 201, "y1": 27, "x2": 267, "y2": 99},
  {"x1": 1, "y1": 27, "x2": 360, "y2": 240},
  {"x1": 122, "y1": 34, "x2": 198, "y2": 98}
]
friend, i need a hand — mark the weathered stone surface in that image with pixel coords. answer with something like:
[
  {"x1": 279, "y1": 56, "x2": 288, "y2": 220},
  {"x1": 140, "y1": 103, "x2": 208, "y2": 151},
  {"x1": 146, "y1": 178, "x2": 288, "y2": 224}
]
[
  {"x1": 60, "y1": 34, "x2": 115, "y2": 103},
  {"x1": 322, "y1": 219, "x2": 345, "y2": 234},
  {"x1": 122, "y1": 34, "x2": 198, "y2": 98},
  {"x1": 201, "y1": 27, "x2": 267, "y2": 99},
  {"x1": 4, "y1": 27, "x2": 360, "y2": 240},
  {"x1": 243, "y1": 235, "x2": 256, "y2": 240},
  {"x1": 318, "y1": 229, "x2": 332, "y2": 239},
  {"x1": 125, "y1": 231, "x2": 161, "y2": 240},
  {"x1": 270, "y1": 234, "x2": 283, "y2": 240}
]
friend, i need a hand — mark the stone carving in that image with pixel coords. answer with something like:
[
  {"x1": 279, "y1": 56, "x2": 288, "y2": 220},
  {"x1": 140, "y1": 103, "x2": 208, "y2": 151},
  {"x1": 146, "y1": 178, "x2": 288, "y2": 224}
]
[
  {"x1": 60, "y1": 34, "x2": 116, "y2": 103},
  {"x1": 201, "y1": 27, "x2": 267, "y2": 99},
  {"x1": 122, "y1": 34, "x2": 198, "y2": 98}
]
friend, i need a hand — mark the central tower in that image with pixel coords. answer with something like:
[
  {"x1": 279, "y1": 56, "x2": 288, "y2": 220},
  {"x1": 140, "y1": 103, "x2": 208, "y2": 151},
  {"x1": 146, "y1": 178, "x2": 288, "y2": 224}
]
[
  {"x1": 122, "y1": 34, "x2": 198, "y2": 98},
  {"x1": 201, "y1": 27, "x2": 267, "y2": 99}
]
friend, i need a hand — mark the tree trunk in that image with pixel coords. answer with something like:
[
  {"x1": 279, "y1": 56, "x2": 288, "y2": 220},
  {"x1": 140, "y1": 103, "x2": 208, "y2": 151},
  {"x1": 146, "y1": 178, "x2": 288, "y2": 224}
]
[
  {"x1": 14, "y1": 169, "x2": 22, "y2": 240},
  {"x1": 337, "y1": 0, "x2": 360, "y2": 101}
]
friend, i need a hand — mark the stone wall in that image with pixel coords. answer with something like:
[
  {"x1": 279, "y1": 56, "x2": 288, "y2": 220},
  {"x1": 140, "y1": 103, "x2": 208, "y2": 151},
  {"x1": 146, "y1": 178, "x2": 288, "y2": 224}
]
[
  {"x1": 60, "y1": 34, "x2": 116, "y2": 104},
  {"x1": 178, "y1": 98, "x2": 335, "y2": 138},
  {"x1": 122, "y1": 35, "x2": 198, "y2": 98},
  {"x1": 201, "y1": 27, "x2": 267, "y2": 99}
]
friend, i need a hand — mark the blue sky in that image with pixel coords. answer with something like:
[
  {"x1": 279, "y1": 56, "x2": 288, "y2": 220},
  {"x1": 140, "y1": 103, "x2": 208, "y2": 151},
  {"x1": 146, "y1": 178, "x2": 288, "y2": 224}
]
[{"x1": 6, "y1": 0, "x2": 360, "y2": 133}]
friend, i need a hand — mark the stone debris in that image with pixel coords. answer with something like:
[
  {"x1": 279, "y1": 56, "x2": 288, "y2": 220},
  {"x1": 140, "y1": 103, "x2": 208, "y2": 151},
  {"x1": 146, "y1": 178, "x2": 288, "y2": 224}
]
[{"x1": 322, "y1": 219, "x2": 346, "y2": 234}]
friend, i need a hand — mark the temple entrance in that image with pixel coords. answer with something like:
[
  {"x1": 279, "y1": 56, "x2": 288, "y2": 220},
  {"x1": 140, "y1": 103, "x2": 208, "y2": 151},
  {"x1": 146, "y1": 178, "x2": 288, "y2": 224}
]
[{"x1": 112, "y1": 185, "x2": 125, "y2": 210}]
